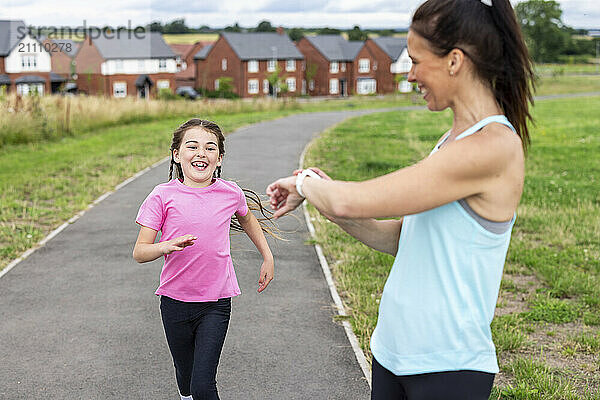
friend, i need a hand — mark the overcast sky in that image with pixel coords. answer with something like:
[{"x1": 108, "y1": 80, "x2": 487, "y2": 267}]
[{"x1": 3, "y1": 0, "x2": 599, "y2": 30}]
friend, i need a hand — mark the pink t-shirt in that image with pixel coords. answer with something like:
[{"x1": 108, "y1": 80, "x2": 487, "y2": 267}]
[{"x1": 136, "y1": 178, "x2": 249, "y2": 302}]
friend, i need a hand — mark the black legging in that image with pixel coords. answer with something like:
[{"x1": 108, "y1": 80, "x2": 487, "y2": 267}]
[
  {"x1": 371, "y1": 357, "x2": 495, "y2": 400},
  {"x1": 160, "y1": 296, "x2": 231, "y2": 400}
]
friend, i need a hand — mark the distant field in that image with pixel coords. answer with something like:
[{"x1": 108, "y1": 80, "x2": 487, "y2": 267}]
[
  {"x1": 535, "y1": 63, "x2": 600, "y2": 76},
  {"x1": 162, "y1": 33, "x2": 219, "y2": 43}
]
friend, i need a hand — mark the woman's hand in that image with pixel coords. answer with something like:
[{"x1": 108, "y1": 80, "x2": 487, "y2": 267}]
[
  {"x1": 257, "y1": 258, "x2": 274, "y2": 293},
  {"x1": 158, "y1": 234, "x2": 197, "y2": 255},
  {"x1": 266, "y1": 175, "x2": 304, "y2": 219}
]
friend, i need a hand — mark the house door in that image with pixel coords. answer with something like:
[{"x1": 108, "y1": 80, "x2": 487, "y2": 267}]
[{"x1": 340, "y1": 79, "x2": 347, "y2": 97}]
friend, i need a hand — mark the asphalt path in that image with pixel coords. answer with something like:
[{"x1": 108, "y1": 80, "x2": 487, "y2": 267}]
[{"x1": 0, "y1": 109, "x2": 402, "y2": 399}]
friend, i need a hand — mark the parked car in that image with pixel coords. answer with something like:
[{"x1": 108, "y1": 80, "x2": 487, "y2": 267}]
[{"x1": 176, "y1": 86, "x2": 198, "y2": 99}]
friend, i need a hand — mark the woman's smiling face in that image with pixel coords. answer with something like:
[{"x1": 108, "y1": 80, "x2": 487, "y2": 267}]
[
  {"x1": 173, "y1": 128, "x2": 222, "y2": 188},
  {"x1": 407, "y1": 30, "x2": 453, "y2": 112}
]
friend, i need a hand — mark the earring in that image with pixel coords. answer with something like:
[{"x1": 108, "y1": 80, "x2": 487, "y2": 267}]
[{"x1": 450, "y1": 70, "x2": 454, "y2": 76}]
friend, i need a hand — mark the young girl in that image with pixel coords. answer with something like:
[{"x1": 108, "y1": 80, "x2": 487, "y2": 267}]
[{"x1": 133, "y1": 118, "x2": 275, "y2": 400}]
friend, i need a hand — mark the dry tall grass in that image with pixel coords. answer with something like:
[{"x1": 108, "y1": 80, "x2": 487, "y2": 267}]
[{"x1": 0, "y1": 94, "x2": 299, "y2": 147}]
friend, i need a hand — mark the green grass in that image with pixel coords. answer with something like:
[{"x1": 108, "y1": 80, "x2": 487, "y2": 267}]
[
  {"x1": 304, "y1": 96, "x2": 600, "y2": 398},
  {"x1": 535, "y1": 75, "x2": 600, "y2": 96},
  {"x1": 162, "y1": 33, "x2": 220, "y2": 44}
]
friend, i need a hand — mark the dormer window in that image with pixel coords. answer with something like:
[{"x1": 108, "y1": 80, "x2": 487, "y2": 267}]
[
  {"x1": 267, "y1": 60, "x2": 276, "y2": 72},
  {"x1": 330, "y1": 61, "x2": 339, "y2": 73},
  {"x1": 158, "y1": 59, "x2": 167, "y2": 70}
]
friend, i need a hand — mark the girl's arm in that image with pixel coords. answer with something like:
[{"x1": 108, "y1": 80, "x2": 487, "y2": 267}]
[
  {"x1": 236, "y1": 210, "x2": 274, "y2": 293},
  {"x1": 267, "y1": 125, "x2": 520, "y2": 220},
  {"x1": 133, "y1": 226, "x2": 196, "y2": 263}
]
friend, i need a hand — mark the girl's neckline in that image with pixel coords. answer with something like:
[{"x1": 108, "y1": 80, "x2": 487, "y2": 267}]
[{"x1": 173, "y1": 178, "x2": 221, "y2": 192}]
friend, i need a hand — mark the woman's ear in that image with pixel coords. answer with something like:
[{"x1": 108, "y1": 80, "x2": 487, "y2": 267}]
[
  {"x1": 448, "y1": 48, "x2": 465, "y2": 76},
  {"x1": 217, "y1": 155, "x2": 223, "y2": 167},
  {"x1": 172, "y1": 149, "x2": 180, "y2": 163}
]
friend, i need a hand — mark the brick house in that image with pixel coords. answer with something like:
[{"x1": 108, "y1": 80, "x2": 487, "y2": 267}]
[
  {"x1": 0, "y1": 20, "x2": 62, "y2": 95},
  {"x1": 194, "y1": 32, "x2": 304, "y2": 98},
  {"x1": 170, "y1": 41, "x2": 210, "y2": 88},
  {"x1": 73, "y1": 31, "x2": 177, "y2": 98},
  {"x1": 365, "y1": 37, "x2": 413, "y2": 93},
  {"x1": 297, "y1": 35, "x2": 382, "y2": 96}
]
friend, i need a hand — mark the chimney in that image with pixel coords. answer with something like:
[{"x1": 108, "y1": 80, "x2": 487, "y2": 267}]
[{"x1": 276, "y1": 26, "x2": 284, "y2": 35}]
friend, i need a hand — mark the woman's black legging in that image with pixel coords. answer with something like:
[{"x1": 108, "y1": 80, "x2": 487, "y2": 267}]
[
  {"x1": 160, "y1": 296, "x2": 231, "y2": 400},
  {"x1": 371, "y1": 357, "x2": 495, "y2": 400}
]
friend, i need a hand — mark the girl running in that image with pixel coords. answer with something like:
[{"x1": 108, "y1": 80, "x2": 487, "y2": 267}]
[{"x1": 133, "y1": 118, "x2": 276, "y2": 400}]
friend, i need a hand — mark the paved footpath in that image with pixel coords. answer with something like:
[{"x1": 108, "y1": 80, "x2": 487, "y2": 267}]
[{"x1": 0, "y1": 109, "x2": 402, "y2": 399}]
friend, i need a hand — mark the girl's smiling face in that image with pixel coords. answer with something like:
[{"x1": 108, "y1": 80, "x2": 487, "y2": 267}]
[{"x1": 173, "y1": 128, "x2": 222, "y2": 188}]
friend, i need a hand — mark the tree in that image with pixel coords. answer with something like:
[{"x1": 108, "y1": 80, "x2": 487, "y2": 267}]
[
  {"x1": 148, "y1": 21, "x2": 163, "y2": 32},
  {"x1": 164, "y1": 19, "x2": 190, "y2": 34},
  {"x1": 224, "y1": 22, "x2": 242, "y2": 33},
  {"x1": 317, "y1": 27, "x2": 341, "y2": 35},
  {"x1": 515, "y1": 0, "x2": 570, "y2": 62},
  {"x1": 347, "y1": 25, "x2": 368, "y2": 41},
  {"x1": 288, "y1": 28, "x2": 304, "y2": 42},
  {"x1": 255, "y1": 20, "x2": 275, "y2": 32}
]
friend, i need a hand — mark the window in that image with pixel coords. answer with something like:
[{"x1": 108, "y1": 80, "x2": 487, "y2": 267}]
[
  {"x1": 248, "y1": 79, "x2": 259, "y2": 94},
  {"x1": 358, "y1": 58, "x2": 370, "y2": 73},
  {"x1": 157, "y1": 80, "x2": 170, "y2": 89},
  {"x1": 263, "y1": 79, "x2": 270, "y2": 94},
  {"x1": 158, "y1": 59, "x2": 167, "y2": 70},
  {"x1": 341, "y1": 62, "x2": 346, "y2": 72},
  {"x1": 115, "y1": 59, "x2": 123, "y2": 72},
  {"x1": 21, "y1": 55, "x2": 37, "y2": 70},
  {"x1": 16, "y1": 83, "x2": 43, "y2": 96},
  {"x1": 302, "y1": 79, "x2": 306, "y2": 95},
  {"x1": 399, "y1": 59, "x2": 412, "y2": 73},
  {"x1": 113, "y1": 82, "x2": 127, "y2": 98},
  {"x1": 267, "y1": 59, "x2": 276, "y2": 72},
  {"x1": 221, "y1": 58, "x2": 227, "y2": 71},
  {"x1": 329, "y1": 78, "x2": 338, "y2": 94},
  {"x1": 286, "y1": 59, "x2": 295, "y2": 71},
  {"x1": 286, "y1": 77, "x2": 296, "y2": 92},
  {"x1": 309, "y1": 80, "x2": 314, "y2": 91},
  {"x1": 248, "y1": 60, "x2": 259, "y2": 73},
  {"x1": 330, "y1": 61, "x2": 339, "y2": 73},
  {"x1": 356, "y1": 78, "x2": 376, "y2": 94},
  {"x1": 214, "y1": 79, "x2": 220, "y2": 90}
]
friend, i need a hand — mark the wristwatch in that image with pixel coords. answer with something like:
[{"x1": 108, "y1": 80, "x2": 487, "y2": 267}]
[{"x1": 295, "y1": 169, "x2": 321, "y2": 197}]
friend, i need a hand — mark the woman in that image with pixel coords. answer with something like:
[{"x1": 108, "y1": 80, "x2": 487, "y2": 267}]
[{"x1": 266, "y1": 0, "x2": 534, "y2": 398}]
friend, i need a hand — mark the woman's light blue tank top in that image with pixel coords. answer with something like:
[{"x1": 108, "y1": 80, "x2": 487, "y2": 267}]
[{"x1": 370, "y1": 115, "x2": 517, "y2": 375}]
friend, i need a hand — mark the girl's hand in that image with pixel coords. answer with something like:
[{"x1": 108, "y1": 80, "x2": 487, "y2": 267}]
[
  {"x1": 266, "y1": 175, "x2": 305, "y2": 219},
  {"x1": 159, "y1": 234, "x2": 197, "y2": 255},
  {"x1": 257, "y1": 258, "x2": 274, "y2": 293}
]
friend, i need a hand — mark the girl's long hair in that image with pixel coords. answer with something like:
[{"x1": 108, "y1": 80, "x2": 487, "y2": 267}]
[
  {"x1": 169, "y1": 118, "x2": 281, "y2": 239},
  {"x1": 411, "y1": 0, "x2": 535, "y2": 152}
]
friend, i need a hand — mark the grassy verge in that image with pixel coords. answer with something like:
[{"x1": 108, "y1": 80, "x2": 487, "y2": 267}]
[{"x1": 303, "y1": 96, "x2": 600, "y2": 399}]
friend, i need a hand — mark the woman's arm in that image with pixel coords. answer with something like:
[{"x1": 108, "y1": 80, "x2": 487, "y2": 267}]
[
  {"x1": 268, "y1": 125, "x2": 519, "y2": 220},
  {"x1": 236, "y1": 210, "x2": 274, "y2": 293},
  {"x1": 132, "y1": 226, "x2": 196, "y2": 263},
  {"x1": 328, "y1": 217, "x2": 403, "y2": 256}
]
